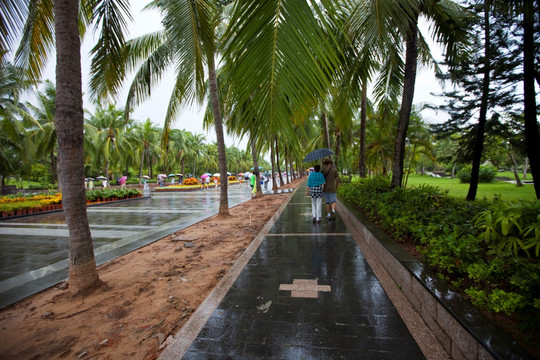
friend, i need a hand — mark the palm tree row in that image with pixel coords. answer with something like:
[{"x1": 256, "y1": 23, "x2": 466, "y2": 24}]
[{"x1": 0, "y1": 76, "x2": 259, "y2": 186}]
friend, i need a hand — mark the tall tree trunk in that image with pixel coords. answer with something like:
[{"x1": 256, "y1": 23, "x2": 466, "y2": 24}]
[
  {"x1": 276, "y1": 136, "x2": 284, "y2": 186},
  {"x1": 510, "y1": 154, "x2": 523, "y2": 187},
  {"x1": 322, "y1": 111, "x2": 331, "y2": 151},
  {"x1": 55, "y1": 0, "x2": 100, "y2": 292},
  {"x1": 50, "y1": 150, "x2": 57, "y2": 185},
  {"x1": 139, "y1": 148, "x2": 144, "y2": 185},
  {"x1": 467, "y1": 3, "x2": 491, "y2": 201},
  {"x1": 250, "y1": 139, "x2": 262, "y2": 194},
  {"x1": 181, "y1": 157, "x2": 185, "y2": 177},
  {"x1": 522, "y1": 0, "x2": 540, "y2": 198},
  {"x1": 271, "y1": 140, "x2": 277, "y2": 191},
  {"x1": 391, "y1": 15, "x2": 419, "y2": 188},
  {"x1": 359, "y1": 80, "x2": 367, "y2": 177},
  {"x1": 208, "y1": 56, "x2": 229, "y2": 214},
  {"x1": 334, "y1": 132, "x2": 341, "y2": 169},
  {"x1": 523, "y1": 157, "x2": 528, "y2": 179}
]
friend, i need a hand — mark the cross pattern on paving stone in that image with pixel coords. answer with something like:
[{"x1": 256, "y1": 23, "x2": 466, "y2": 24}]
[{"x1": 279, "y1": 279, "x2": 331, "y2": 298}]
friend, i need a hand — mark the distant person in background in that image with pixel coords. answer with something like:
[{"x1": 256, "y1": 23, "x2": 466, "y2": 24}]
[
  {"x1": 102, "y1": 179, "x2": 108, "y2": 188},
  {"x1": 88, "y1": 178, "x2": 94, "y2": 190},
  {"x1": 307, "y1": 164, "x2": 325, "y2": 223},
  {"x1": 249, "y1": 173, "x2": 257, "y2": 196}
]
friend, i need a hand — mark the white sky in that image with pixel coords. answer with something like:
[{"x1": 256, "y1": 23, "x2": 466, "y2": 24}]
[{"x1": 24, "y1": 0, "x2": 447, "y2": 152}]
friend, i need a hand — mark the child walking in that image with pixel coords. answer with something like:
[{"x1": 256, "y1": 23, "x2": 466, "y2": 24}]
[{"x1": 307, "y1": 165, "x2": 325, "y2": 223}]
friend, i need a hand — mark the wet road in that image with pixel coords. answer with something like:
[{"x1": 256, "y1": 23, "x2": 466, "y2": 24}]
[{"x1": 0, "y1": 184, "x2": 257, "y2": 308}]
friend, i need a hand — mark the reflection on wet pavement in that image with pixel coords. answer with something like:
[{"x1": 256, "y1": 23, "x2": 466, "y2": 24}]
[{"x1": 0, "y1": 184, "x2": 256, "y2": 308}]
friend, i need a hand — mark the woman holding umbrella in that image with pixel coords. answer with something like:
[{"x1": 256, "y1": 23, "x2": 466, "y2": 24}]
[{"x1": 306, "y1": 164, "x2": 325, "y2": 223}]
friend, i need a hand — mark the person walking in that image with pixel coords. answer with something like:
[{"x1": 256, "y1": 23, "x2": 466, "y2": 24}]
[
  {"x1": 249, "y1": 173, "x2": 257, "y2": 196},
  {"x1": 307, "y1": 164, "x2": 325, "y2": 223},
  {"x1": 322, "y1": 158, "x2": 340, "y2": 221}
]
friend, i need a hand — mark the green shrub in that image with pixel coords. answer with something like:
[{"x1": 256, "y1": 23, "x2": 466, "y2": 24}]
[
  {"x1": 338, "y1": 177, "x2": 539, "y2": 324},
  {"x1": 457, "y1": 165, "x2": 497, "y2": 183}
]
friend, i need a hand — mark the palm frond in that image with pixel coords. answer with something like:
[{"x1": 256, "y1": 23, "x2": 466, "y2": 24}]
[
  {"x1": 14, "y1": 0, "x2": 54, "y2": 83},
  {"x1": 88, "y1": 0, "x2": 133, "y2": 101},
  {"x1": 1, "y1": 0, "x2": 29, "y2": 57},
  {"x1": 223, "y1": 0, "x2": 342, "y2": 135}
]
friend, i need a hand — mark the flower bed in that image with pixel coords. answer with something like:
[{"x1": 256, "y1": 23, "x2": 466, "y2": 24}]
[
  {"x1": 0, "y1": 188, "x2": 142, "y2": 219},
  {"x1": 155, "y1": 185, "x2": 202, "y2": 192}
]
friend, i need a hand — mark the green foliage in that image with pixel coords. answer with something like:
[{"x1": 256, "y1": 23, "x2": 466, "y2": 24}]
[
  {"x1": 465, "y1": 287, "x2": 526, "y2": 315},
  {"x1": 475, "y1": 199, "x2": 540, "y2": 257},
  {"x1": 338, "y1": 178, "x2": 539, "y2": 324},
  {"x1": 457, "y1": 165, "x2": 498, "y2": 183}
]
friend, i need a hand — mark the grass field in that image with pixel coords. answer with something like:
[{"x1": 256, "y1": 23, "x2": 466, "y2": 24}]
[{"x1": 404, "y1": 173, "x2": 536, "y2": 202}]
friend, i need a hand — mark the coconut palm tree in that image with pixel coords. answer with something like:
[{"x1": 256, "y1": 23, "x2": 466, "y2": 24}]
[
  {"x1": 85, "y1": 102, "x2": 131, "y2": 181},
  {"x1": 26, "y1": 79, "x2": 58, "y2": 184},
  {"x1": 130, "y1": 118, "x2": 161, "y2": 183},
  {"x1": 346, "y1": 0, "x2": 468, "y2": 188},
  {"x1": 121, "y1": 0, "x2": 231, "y2": 215},
  {"x1": 54, "y1": 0, "x2": 98, "y2": 292},
  {"x1": 0, "y1": 59, "x2": 35, "y2": 184}
]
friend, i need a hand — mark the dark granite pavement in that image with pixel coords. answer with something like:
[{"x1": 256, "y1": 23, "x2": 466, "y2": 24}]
[{"x1": 160, "y1": 181, "x2": 426, "y2": 359}]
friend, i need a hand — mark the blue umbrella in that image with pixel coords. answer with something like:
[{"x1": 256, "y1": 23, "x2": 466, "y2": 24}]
[{"x1": 302, "y1": 148, "x2": 334, "y2": 162}]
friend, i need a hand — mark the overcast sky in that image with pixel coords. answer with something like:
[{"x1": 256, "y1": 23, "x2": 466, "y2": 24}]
[{"x1": 30, "y1": 0, "x2": 446, "y2": 152}]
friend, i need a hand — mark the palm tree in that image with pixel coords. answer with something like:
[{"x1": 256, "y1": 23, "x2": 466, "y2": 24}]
[
  {"x1": 0, "y1": 59, "x2": 34, "y2": 184},
  {"x1": 122, "y1": 0, "x2": 231, "y2": 215},
  {"x1": 14, "y1": 0, "x2": 133, "y2": 292},
  {"x1": 346, "y1": 0, "x2": 467, "y2": 187},
  {"x1": 26, "y1": 79, "x2": 58, "y2": 184},
  {"x1": 131, "y1": 118, "x2": 161, "y2": 183},
  {"x1": 54, "y1": 0, "x2": 100, "y2": 292},
  {"x1": 86, "y1": 102, "x2": 130, "y2": 181}
]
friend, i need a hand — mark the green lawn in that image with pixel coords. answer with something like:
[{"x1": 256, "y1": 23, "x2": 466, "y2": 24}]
[{"x1": 404, "y1": 173, "x2": 536, "y2": 202}]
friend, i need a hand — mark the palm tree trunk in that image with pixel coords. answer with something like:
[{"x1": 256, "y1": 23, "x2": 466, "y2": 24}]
[
  {"x1": 139, "y1": 149, "x2": 144, "y2": 185},
  {"x1": 322, "y1": 112, "x2": 331, "y2": 151},
  {"x1": 276, "y1": 137, "x2": 284, "y2": 187},
  {"x1": 207, "y1": 56, "x2": 229, "y2": 214},
  {"x1": 250, "y1": 139, "x2": 262, "y2": 194},
  {"x1": 522, "y1": 0, "x2": 540, "y2": 198},
  {"x1": 467, "y1": 3, "x2": 491, "y2": 201},
  {"x1": 55, "y1": 0, "x2": 100, "y2": 292},
  {"x1": 359, "y1": 80, "x2": 367, "y2": 177},
  {"x1": 50, "y1": 150, "x2": 57, "y2": 185},
  {"x1": 391, "y1": 15, "x2": 419, "y2": 189},
  {"x1": 271, "y1": 140, "x2": 277, "y2": 191},
  {"x1": 334, "y1": 132, "x2": 341, "y2": 169}
]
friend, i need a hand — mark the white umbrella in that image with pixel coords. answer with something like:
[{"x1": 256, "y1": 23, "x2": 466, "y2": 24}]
[
  {"x1": 142, "y1": 175, "x2": 150, "y2": 179},
  {"x1": 213, "y1": 173, "x2": 220, "y2": 177}
]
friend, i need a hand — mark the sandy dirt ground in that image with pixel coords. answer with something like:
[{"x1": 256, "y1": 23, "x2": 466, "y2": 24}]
[{"x1": 0, "y1": 179, "x2": 302, "y2": 360}]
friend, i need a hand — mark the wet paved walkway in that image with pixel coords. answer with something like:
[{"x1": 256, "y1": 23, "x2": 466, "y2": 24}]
[
  {"x1": 159, "y1": 182, "x2": 426, "y2": 359},
  {"x1": 0, "y1": 183, "x2": 263, "y2": 309}
]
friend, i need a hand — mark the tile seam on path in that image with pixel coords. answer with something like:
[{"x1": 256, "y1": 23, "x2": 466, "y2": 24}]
[{"x1": 157, "y1": 187, "x2": 299, "y2": 360}]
